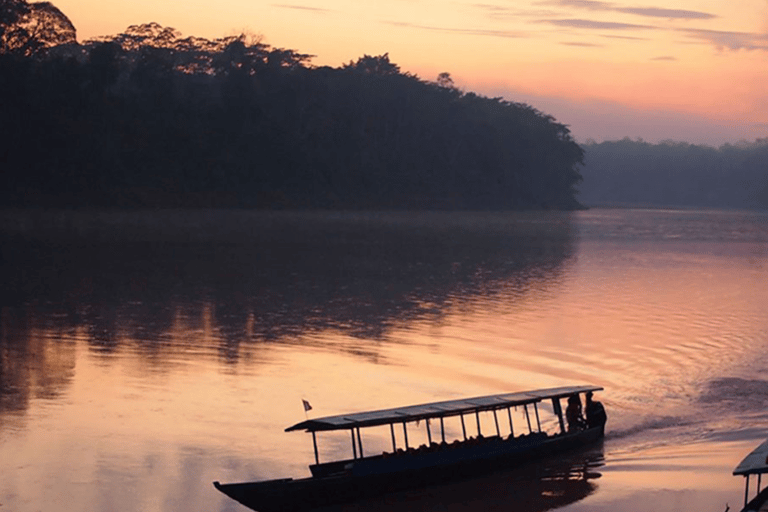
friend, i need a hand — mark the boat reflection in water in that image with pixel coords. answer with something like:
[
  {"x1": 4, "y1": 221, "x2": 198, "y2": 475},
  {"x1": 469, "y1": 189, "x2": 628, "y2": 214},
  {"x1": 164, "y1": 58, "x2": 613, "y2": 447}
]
[
  {"x1": 215, "y1": 386, "x2": 605, "y2": 512},
  {"x1": 338, "y1": 441, "x2": 604, "y2": 512}
]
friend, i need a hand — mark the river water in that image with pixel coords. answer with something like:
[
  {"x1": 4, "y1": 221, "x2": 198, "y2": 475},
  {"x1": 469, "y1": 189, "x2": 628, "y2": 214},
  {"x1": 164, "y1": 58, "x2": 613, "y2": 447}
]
[{"x1": 1, "y1": 208, "x2": 767, "y2": 512}]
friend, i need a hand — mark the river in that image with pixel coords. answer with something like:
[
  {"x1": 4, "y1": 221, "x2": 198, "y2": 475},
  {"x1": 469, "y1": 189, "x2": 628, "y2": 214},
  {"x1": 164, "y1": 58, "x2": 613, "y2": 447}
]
[{"x1": 1, "y1": 208, "x2": 767, "y2": 512}]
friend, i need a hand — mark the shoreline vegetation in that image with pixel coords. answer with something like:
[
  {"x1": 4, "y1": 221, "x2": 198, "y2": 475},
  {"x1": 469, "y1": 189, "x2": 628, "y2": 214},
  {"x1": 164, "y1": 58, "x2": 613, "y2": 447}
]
[
  {"x1": 2, "y1": 0, "x2": 766, "y2": 212},
  {"x1": 1, "y1": 1, "x2": 584, "y2": 211},
  {"x1": 580, "y1": 139, "x2": 768, "y2": 210}
]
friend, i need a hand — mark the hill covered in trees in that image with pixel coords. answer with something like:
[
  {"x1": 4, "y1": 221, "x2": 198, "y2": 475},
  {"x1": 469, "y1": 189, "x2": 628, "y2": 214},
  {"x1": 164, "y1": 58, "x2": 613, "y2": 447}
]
[
  {"x1": 0, "y1": 1, "x2": 585, "y2": 210},
  {"x1": 579, "y1": 139, "x2": 768, "y2": 210}
]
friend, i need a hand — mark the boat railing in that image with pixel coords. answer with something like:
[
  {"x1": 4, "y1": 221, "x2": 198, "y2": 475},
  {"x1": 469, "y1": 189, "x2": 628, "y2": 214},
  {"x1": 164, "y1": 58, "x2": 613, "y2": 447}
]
[{"x1": 309, "y1": 430, "x2": 556, "y2": 478}]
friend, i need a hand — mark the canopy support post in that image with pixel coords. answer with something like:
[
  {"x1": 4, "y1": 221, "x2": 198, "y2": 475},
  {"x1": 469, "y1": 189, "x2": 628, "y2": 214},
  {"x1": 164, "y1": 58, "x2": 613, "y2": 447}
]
[
  {"x1": 357, "y1": 427, "x2": 364, "y2": 458},
  {"x1": 312, "y1": 431, "x2": 319, "y2": 465},
  {"x1": 493, "y1": 409, "x2": 500, "y2": 436},
  {"x1": 524, "y1": 404, "x2": 533, "y2": 433},
  {"x1": 507, "y1": 407, "x2": 514, "y2": 437},
  {"x1": 351, "y1": 429, "x2": 357, "y2": 459},
  {"x1": 460, "y1": 414, "x2": 467, "y2": 440},
  {"x1": 745, "y1": 475, "x2": 750, "y2": 507},
  {"x1": 426, "y1": 419, "x2": 432, "y2": 445},
  {"x1": 403, "y1": 422, "x2": 409, "y2": 449},
  {"x1": 440, "y1": 417, "x2": 446, "y2": 443},
  {"x1": 533, "y1": 402, "x2": 542, "y2": 432},
  {"x1": 552, "y1": 398, "x2": 565, "y2": 434},
  {"x1": 390, "y1": 423, "x2": 397, "y2": 452},
  {"x1": 475, "y1": 410, "x2": 482, "y2": 436}
]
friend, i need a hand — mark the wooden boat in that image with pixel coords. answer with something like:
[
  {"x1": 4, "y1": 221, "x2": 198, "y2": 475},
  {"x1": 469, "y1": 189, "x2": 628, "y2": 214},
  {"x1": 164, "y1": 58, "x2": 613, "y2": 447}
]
[
  {"x1": 734, "y1": 437, "x2": 768, "y2": 512},
  {"x1": 214, "y1": 385, "x2": 605, "y2": 512}
]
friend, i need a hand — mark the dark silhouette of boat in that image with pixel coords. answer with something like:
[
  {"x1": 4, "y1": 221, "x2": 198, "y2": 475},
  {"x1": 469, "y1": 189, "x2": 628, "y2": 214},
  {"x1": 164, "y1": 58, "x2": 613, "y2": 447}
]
[
  {"x1": 733, "y1": 437, "x2": 768, "y2": 512},
  {"x1": 214, "y1": 385, "x2": 605, "y2": 512}
]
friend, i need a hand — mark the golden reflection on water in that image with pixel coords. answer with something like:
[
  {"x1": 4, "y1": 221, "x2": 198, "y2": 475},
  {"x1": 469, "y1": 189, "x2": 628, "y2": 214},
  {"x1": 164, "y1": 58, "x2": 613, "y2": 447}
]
[{"x1": 1, "y1": 209, "x2": 767, "y2": 512}]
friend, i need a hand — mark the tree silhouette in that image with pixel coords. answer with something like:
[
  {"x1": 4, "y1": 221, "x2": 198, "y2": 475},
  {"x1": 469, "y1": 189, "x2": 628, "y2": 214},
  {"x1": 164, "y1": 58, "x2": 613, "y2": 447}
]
[
  {"x1": 0, "y1": 6, "x2": 588, "y2": 211},
  {"x1": 0, "y1": 0, "x2": 31, "y2": 53},
  {"x1": 0, "y1": 0, "x2": 74, "y2": 56},
  {"x1": 436, "y1": 72, "x2": 455, "y2": 89},
  {"x1": 87, "y1": 41, "x2": 122, "y2": 93},
  {"x1": 579, "y1": 138, "x2": 768, "y2": 209},
  {"x1": 344, "y1": 53, "x2": 401, "y2": 75}
]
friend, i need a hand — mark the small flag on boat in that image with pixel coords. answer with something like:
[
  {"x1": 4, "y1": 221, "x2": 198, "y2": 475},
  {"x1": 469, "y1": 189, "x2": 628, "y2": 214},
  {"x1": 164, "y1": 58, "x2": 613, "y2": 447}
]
[{"x1": 302, "y1": 399, "x2": 312, "y2": 412}]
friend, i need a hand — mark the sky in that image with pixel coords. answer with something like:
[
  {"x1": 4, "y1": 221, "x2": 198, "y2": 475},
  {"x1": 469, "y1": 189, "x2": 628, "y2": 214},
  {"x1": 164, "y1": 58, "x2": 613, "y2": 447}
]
[{"x1": 50, "y1": 0, "x2": 768, "y2": 146}]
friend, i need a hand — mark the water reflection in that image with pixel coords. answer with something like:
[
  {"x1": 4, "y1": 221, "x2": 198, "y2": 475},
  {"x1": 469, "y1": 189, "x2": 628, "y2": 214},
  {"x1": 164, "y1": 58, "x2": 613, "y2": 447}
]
[
  {"x1": 1, "y1": 208, "x2": 767, "y2": 512},
  {"x1": 0, "y1": 307, "x2": 77, "y2": 420},
  {"x1": 0, "y1": 210, "x2": 576, "y2": 417},
  {"x1": 335, "y1": 444, "x2": 604, "y2": 512}
]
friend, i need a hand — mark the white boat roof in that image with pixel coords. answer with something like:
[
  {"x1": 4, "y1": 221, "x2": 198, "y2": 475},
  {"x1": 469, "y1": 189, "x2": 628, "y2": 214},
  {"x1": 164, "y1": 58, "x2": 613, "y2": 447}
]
[
  {"x1": 734, "y1": 438, "x2": 768, "y2": 476},
  {"x1": 285, "y1": 385, "x2": 603, "y2": 432}
]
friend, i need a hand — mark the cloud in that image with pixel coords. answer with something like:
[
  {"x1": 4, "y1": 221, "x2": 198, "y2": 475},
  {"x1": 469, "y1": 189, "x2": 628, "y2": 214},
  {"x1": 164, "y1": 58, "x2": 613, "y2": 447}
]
[
  {"x1": 473, "y1": 4, "x2": 560, "y2": 19},
  {"x1": 384, "y1": 21, "x2": 528, "y2": 39},
  {"x1": 543, "y1": 19, "x2": 656, "y2": 30},
  {"x1": 680, "y1": 28, "x2": 768, "y2": 50},
  {"x1": 471, "y1": 1, "x2": 758, "y2": 53},
  {"x1": 539, "y1": 0, "x2": 612, "y2": 10},
  {"x1": 650, "y1": 55, "x2": 677, "y2": 61},
  {"x1": 616, "y1": 7, "x2": 715, "y2": 20},
  {"x1": 272, "y1": 4, "x2": 331, "y2": 13},
  {"x1": 560, "y1": 41, "x2": 604, "y2": 46},
  {"x1": 538, "y1": 0, "x2": 717, "y2": 20},
  {"x1": 473, "y1": 3, "x2": 511, "y2": 13},
  {"x1": 600, "y1": 34, "x2": 649, "y2": 40}
]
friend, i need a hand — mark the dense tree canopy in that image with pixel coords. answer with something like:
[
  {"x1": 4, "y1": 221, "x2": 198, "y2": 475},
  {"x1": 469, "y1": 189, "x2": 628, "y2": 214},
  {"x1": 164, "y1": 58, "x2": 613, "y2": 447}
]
[
  {"x1": 0, "y1": 0, "x2": 74, "y2": 56},
  {"x1": 1, "y1": 2, "x2": 585, "y2": 210}
]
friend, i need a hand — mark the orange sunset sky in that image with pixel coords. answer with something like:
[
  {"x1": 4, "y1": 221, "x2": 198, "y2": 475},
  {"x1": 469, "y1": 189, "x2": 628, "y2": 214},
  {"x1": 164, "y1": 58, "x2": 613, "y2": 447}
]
[{"x1": 51, "y1": 0, "x2": 768, "y2": 145}]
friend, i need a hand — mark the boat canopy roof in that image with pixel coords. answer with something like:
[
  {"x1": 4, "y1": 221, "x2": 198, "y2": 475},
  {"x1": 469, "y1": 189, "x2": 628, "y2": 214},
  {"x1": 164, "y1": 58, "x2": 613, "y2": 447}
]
[
  {"x1": 285, "y1": 385, "x2": 603, "y2": 433},
  {"x1": 734, "y1": 437, "x2": 768, "y2": 476}
]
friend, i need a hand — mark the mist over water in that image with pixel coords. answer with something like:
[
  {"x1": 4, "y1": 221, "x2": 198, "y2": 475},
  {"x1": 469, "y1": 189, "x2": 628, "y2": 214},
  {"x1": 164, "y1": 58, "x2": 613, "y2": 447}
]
[{"x1": 1, "y1": 208, "x2": 767, "y2": 512}]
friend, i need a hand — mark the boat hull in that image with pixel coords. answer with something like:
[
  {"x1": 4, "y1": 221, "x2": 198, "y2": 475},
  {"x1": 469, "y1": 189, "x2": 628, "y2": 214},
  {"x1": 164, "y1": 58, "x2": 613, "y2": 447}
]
[
  {"x1": 741, "y1": 485, "x2": 768, "y2": 512},
  {"x1": 214, "y1": 426, "x2": 603, "y2": 512}
]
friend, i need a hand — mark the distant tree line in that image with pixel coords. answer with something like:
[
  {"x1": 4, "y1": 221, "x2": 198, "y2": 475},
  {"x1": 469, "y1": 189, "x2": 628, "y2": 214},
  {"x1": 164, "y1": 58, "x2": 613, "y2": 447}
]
[
  {"x1": 0, "y1": 0, "x2": 585, "y2": 210},
  {"x1": 579, "y1": 139, "x2": 768, "y2": 210}
]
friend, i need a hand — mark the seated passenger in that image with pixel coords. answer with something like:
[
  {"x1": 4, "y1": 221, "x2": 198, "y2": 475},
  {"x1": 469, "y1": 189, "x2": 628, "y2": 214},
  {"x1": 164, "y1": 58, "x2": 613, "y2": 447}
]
[
  {"x1": 565, "y1": 394, "x2": 586, "y2": 432},
  {"x1": 585, "y1": 391, "x2": 607, "y2": 431}
]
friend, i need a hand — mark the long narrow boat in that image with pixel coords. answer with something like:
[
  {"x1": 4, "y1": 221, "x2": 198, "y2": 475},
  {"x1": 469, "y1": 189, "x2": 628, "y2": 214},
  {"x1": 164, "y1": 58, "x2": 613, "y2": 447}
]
[
  {"x1": 214, "y1": 385, "x2": 605, "y2": 512},
  {"x1": 734, "y1": 437, "x2": 768, "y2": 512}
]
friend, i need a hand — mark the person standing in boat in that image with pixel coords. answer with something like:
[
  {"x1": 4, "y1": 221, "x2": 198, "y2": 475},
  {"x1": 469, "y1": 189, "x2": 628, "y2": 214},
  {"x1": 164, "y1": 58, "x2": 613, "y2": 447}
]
[
  {"x1": 565, "y1": 394, "x2": 585, "y2": 432},
  {"x1": 585, "y1": 391, "x2": 607, "y2": 432}
]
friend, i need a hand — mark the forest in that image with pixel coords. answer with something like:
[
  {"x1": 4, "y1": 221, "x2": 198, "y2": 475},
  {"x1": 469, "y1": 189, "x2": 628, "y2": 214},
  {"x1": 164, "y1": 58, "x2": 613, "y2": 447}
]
[
  {"x1": 579, "y1": 139, "x2": 768, "y2": 210},
  {"x1": 0, "y1": 0, "x2": 585, "y2": 210}
]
